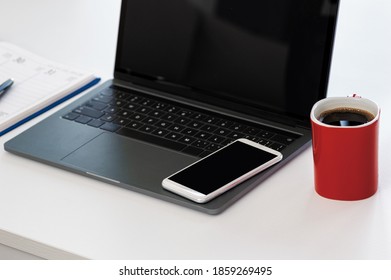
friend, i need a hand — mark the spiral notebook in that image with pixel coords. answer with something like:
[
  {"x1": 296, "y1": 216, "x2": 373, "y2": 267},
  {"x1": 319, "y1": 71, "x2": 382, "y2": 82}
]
[{"x1": 0, "y1": 42, "x2": 100, "y2": 136}]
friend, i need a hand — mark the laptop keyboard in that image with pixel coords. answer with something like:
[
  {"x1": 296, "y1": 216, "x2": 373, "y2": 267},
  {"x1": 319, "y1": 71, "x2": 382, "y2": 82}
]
[{"x1": 62, "y1": 86, "x2": 299, "y2": 157}]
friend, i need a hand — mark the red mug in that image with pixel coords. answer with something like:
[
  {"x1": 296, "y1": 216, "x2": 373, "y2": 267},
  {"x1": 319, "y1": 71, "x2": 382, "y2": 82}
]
[{"x1": 310, "y1": 96, "x2": 380, "y2": 200}]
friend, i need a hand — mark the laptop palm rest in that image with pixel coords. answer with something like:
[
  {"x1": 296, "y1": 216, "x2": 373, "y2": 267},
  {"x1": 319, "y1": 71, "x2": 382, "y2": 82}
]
[{"x1": 61, "y1": 132, "x2": 197, "y2": 196}]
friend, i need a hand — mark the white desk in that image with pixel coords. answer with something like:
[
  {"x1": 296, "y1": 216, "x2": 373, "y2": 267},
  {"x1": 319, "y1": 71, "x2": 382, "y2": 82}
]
[{"x1": 1, "y1": 0, "x2": 391, "y2": 259}]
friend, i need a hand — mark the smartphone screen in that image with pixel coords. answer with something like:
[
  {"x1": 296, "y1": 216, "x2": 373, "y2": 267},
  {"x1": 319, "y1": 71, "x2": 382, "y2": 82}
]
[{"x1": 162, "y1": 139, "x2": 282, "y2": 203}]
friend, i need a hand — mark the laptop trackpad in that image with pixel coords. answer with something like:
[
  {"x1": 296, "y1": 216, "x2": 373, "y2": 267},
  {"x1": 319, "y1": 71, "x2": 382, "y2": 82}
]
[{"x1": 61, "y1": 132, "x2": 197, "y2": 191}]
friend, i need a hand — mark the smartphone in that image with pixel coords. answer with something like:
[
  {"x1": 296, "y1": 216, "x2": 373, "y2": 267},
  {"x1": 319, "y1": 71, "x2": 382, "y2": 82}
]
[{"x1": 162, "y1": 138, "x2": 283, "y2": 203}]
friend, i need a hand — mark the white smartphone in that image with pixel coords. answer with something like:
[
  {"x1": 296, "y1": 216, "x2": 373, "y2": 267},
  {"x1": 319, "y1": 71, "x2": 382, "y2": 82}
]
[{"x1": 162, "y1": 138, "x2": 283, "y2": 203}]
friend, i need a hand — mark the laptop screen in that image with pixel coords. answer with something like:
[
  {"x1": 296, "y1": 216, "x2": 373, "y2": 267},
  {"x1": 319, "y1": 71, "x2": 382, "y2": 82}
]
[{"x1": 115, "y1": 0, "x2": 339, "y2": 125}]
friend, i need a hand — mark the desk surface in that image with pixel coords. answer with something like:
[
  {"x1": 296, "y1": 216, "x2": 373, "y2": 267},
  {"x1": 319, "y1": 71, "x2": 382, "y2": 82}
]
[{"x1": 1, "y1": 0, "x2": 391, "y2": 259}]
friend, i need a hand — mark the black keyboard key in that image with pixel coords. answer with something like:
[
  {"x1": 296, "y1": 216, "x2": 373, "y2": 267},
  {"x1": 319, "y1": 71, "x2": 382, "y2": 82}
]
[
  {"x1": 201, "y1": 124, "x2": 217, "y2": 132},
  {"x1": 128, "y1": 95, "x2": 143, "y2": 103},
  {"x1": 244, "y1": 126, "x2": 262, "y2": 135},
  {"x1": 176, "y1": 117, "x2": 191, "y2": 125},
  {"x1": 192, "y1": 139, "x2": 210, "y2": 148},
  {"x1": 191, "y1": 113, "x2": 208, "y2": 121},
  {"x1": 127, "y1": 121, "x2": 143, "y2": 129},
  {"x1": 165, "y1": 132, "x2": 182, "y2": 141},
  {"x1": 113, "y1": 118, "x2": 131, "y2": 126},
  {"x1": 258, "y1": 131, "x2": 275, "y2": 139},
  {"x1": 270, "y1": 142, "x2": 286, "y2": 151},
  {"x1": 85, "y1": 100, "x2": 107, "y2": 111},
  {"x1": 231, "y1": 123, "x2": 247, "y2": 132},
  {"x1": 177, "y1": 109, "x2": 194, "y2": 117},
  {"x1": 88, "y1": 119, "x2": 105, "y2": 128},
  {"x1": 152, "y1": 102, "x2": 168, "y2": 110},
  {"x1": 125, "y1": 103, "x2": 140, "y2": 111},
  {"x1": 204, "y1": 116, "x2": 219, "y2": 124},
  {"x1": 116, "y1": 127, "x2": 187, "y2": 151},
  {"x1": 209, "y1": 135, "x2": 226, "y2": 144},
  {"x1": 182, "y1": 128, "x2": 198, "y2": 136},
  {"x1": 258, "y1": 139, "x2": 273, "y2": 147},
  {"x1": 270, "y1": 134, "x2": 296, "y2": 145},
  {"x1": 75, "y1": 115, "x2": 92, "y2": 124},
  {"x1": 118, "y1": 110, "x2": 133, "y2": 118},
  {"x1": 205, "y1": 143, "x2": 223, "y2": 152},
  {"x1": 164, "y1": 106, "x2": 181, "y2": 114},
  {"x1": 215, "y1": 128, "x2": 230, "y2": 136},
  {"x1": 178, "y1": 136, "x2": 196, "y2": 145},
  {"x1": 140, "y1": 99, "x2": 155, "y2": 107},
  {"x1": 188, "y1": 120, "x2": 203, "y2": 129},
  {"x1": 74, "y1": 106, "x2": 104, "y2": 119},
  {"x1": 104, "y1": 106, "x2": 121, "y2": 114},
  {"x1": 139, "y1": 125, "x2": 155, "y2": 133},
  {"x1": 152, "y1": 128, "x2": 169, "y2": 137},
  {"x1": 245, "y1": 136, "x2": 261, "y2": 143},
  {"x1": 169, "y1": 124, "x2": 186, "y2": 133},
  {"x1": 101, "y1": 122, "x2": 121, "y2": 132},
  {"x1": 92, "y1": 94, "x2": 113, "y2": 103},
  {"x1": 216, "y1": 119, "x2": 233, "y2": 128},
  {"x1": 111, "y1": 99, "x2": 128, "y2": 107},
  {"x1": 62, "y1": 112, "x2": 79, "y2": 120},
  {"x1": 149, "y1": 110, "x2": 165, "y2": 118},
  {"x1": 144, "y1": 117, "x2": 160, "y2": 125},
  {"x1": 129, "y1": 113, "x2": 147, "y2": 121},
  {"x1": 161, "y1": 113, "x2": 177, "y2": 121},
  {"x1": 182, "y1": 146, "x2": 204, "y2": 156},
  {"x1": 100, "y1": 88, "x2": 115, "y2": 96},
  {"x1": 101, "y1": 114, "x2": 117, "y2": 122},
  {"x1": 136, "y1": 106, "x2": 153, "y2": 114},
  {"x1": 114, "y1": 91, "x2": 131, "y2": 100},
  {"x1": 227, "y1": 131, "x2": 245, "y2": 140},
  {"x1": 195, "y1": 131, "x2": 212, "y2": 139},
  {"x1": 156, "y1": 120, "x2": 172, "y2": 128}
]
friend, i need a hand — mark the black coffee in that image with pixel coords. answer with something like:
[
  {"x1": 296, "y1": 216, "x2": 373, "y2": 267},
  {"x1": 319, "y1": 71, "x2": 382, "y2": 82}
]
[{"x1": 319, "y1": 107, "x2": 375, "y2": 126}]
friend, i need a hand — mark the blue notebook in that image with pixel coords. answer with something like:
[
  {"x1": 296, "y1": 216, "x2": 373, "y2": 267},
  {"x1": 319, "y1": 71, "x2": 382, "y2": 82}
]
[{"x1": 0, "y1": 42, "x2": 100, "y2": 136}]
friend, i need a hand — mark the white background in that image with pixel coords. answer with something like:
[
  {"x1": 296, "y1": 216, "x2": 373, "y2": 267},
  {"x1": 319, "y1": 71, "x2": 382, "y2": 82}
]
[{"x1": 0, "y1": 0, "x2": 391, "y2": 260}]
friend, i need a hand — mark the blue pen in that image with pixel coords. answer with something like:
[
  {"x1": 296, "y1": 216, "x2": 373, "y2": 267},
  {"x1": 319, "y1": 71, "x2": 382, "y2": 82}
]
[{"x1": 0, "y1": 78, "x2": 14, "y2": 98}]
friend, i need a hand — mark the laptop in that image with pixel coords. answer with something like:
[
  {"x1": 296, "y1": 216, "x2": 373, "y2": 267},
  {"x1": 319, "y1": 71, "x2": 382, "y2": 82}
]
[{"x1": 4, "y1": 0, "x2": 340, "y2": 214}]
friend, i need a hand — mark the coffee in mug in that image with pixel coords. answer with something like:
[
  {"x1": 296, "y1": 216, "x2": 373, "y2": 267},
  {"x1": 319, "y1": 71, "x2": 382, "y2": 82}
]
[{"x1": 319, "y1": 107, "x2": 375, "y2": 126}]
